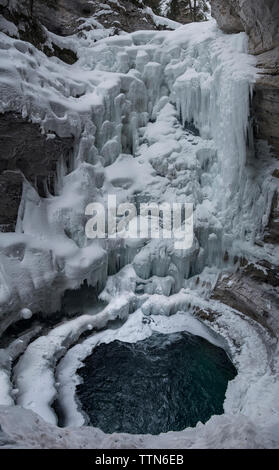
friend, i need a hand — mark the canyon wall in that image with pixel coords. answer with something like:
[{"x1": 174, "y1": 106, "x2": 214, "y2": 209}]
[
  {"x1": 211, "y1": 0, "x2": 279, "y2": 158},
  {"x1": 209, "y1": 0, "x2": 279, "y2": 336}
]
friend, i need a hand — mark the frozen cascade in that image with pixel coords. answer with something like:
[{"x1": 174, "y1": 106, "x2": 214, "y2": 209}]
[
  {"x1": 0, "y1": 18, "x2": 279, "y2": 447},
  {"x1": 0, "y1": 21, "x2": 270, "y2": 325}
]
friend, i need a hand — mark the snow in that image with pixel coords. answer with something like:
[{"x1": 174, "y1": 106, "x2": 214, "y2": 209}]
[
  {"x1": 0, "y1": 326, "x2": 42, "y2": 406},
  {"x1": 19, "y1": 308, "x2": 32, "y2": 320},
  {"x1": 0, "y1": 15, "x2": 19, "y2": 38},
  {"x1": 159, "y1": 0, "x2": 172, "y2": 17},
  {"x1": 0, "y1": 15, "x2": 278, "y2": 448},
  {"x1": 107, "y1": 0, "x2": 123, "y2": 8},
  {"x1": 14, "y1": 295, "x2": 132, "y2": 424},
  {"x1": 144, "y1": 6, "x2": 181, "y2": 30},
  {"x1": 0, "y1": 350, "x2": 13, "y2": 406}
]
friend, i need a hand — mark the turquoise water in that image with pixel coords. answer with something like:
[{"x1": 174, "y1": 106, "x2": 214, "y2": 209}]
[{"x1": 77, "y1": 331, "x2": 237, "y2": 435}]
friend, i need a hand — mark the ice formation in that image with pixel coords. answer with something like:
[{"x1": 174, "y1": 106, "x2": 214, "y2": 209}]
[{"x1": 0, "y1": 15, "x2": 279, "y2": 448}]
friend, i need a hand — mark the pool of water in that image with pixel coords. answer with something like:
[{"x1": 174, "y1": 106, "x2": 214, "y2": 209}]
[{"x1": 77, "y1": 331, "x2": 237, "y2": 435}]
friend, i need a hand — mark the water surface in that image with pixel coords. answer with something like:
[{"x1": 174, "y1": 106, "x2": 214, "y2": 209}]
[{"x1": 77, "y1": 331, "x2": 237, "y2": 434}]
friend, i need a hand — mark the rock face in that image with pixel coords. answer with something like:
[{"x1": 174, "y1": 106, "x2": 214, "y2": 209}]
[
  {"x1": 252, "y1": 73, "x2": 279, "y2": 158},
  {"x1": 0, "y1": 0, "x2": 209, "y2": 44},
  {"x1": 0, "y1": 0, "x2": 165, "y2": 48},
  {"x1": 211, "y1": 0, "x2": 279, "y2": 53},
  {"x1": 264, "y1": 188, "x2": 279, "y2": 244},
  {"x1": 210, "y1": 0, "x2": 243, "y2": 34},
  {"x1": 0, "y1": 113, "x2": 73, "y2": 232},
  {"x1": 211, "y1": 0, "x2": 279, "y2": 158},
  {"x1": 0, "y1": 0, "x2": 78, "y2": 63},
  {"x1": 212, "y1": 260, "x2": 279, "y2": 336},
  {"x1": 30, "y1": 0, "x2": 161, "y2": 35}
]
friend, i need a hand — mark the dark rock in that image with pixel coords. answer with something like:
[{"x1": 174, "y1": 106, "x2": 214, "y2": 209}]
[
  {"x1": 43, "y1": 44, "x2": 78, "y2": 65},
  {"x1": 0, "y1": 171, "x2": 23, "y2": 232},
  {"x1": 252, "y1": 74, "x2": 279, "y2": 158},
  {"x1": 194, "y1": 306, "x2": 220, "y2": 323},
  {"x1": 82, "y1": 0, "x2": 159, "y2": 34},
  {"x1": 0, "y1": 112, "x2": 73, "y2": 231},
  {"x1": 264, "y1": 191, "x2": 279, "y2": 244},
  {"x1": 211, "y1": 0, "x2": 279, "y2": 54},
  {"x1": 244, "y1": 260, "x2": 278, "y2": 287},
  {"x1": 239, "y1": 257, "x2": 248, "y2": 267},
  {"x1": 212, "y1": 260, "x2": 279, "y2": 335},
  {"x1": 0, "y1": 1, "x2": 78, "y2": 63},
  {"x1": 0, "y1": 1, "x2": 46, "y2": 46}
]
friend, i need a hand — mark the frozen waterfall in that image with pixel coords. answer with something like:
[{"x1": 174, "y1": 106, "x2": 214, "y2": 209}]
[{"x1": 0, "y1": 18, "x2": 278, "y2": 448}]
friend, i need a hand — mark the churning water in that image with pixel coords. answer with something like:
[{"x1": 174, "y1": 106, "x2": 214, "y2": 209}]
[{"x1": 77, "y1": 331, "x2": 237, "y2": 434}]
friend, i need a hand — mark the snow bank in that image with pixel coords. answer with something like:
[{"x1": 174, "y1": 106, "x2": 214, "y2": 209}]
[{"x1": 14, "y1": 295, "x2": 133, "y2": 424}]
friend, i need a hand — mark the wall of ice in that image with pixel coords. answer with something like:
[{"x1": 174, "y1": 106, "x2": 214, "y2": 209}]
[{"x1": 0, "y1": 19, "x2": 274, "y2": 333}]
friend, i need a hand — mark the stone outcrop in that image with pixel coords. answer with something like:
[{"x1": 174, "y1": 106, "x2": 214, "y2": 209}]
[
  {"x1": 29, "y1": 0, "x2": 161, "y2": 36},
  {"x1": 252, "y1": 73, "x2": 279, "y2": 158},
  {"x1": 211, "y1": 0, "x2": 279, "y2": 159},
  {"x1": 0, "y1": 1, "x2": 210, "y2": 47},
  {"x1": 264, "y1": 188, "x2": 279, "y2": 244},
  {"x1": 212, "y1": 260, "x2": 279, "y2": 335},
  {"x1": 0, "y1": 0, "x2": 78, "y2": 63},
  {"x1": 211, "y1": 0, "x2": 279, "y2": 53},
  {"x1": 0, "y1": 113, "x2": 73, "y2": 232}
]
